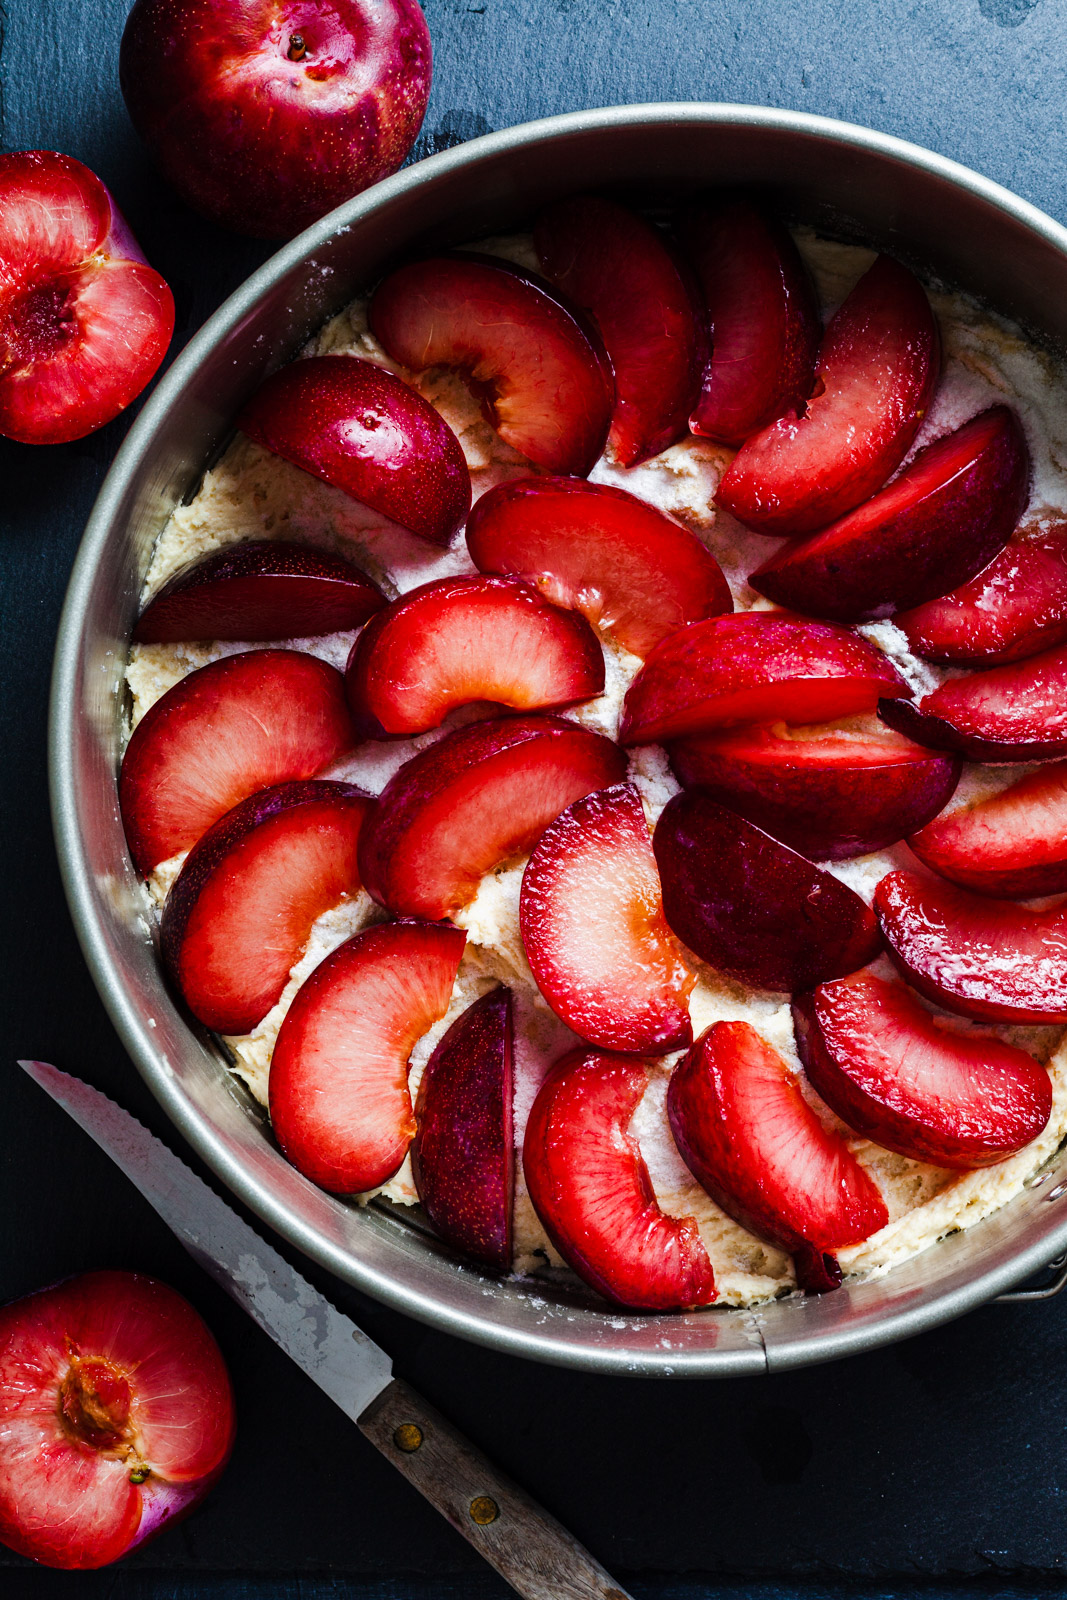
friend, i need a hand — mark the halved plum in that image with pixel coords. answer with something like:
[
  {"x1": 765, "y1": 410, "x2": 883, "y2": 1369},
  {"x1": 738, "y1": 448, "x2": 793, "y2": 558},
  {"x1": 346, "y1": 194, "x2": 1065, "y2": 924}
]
[
  {"x1": 678, "y1": 195, "x2": 819, "y2": 446},
  {"x1": 411, "y1": 987, "x2": 513, "y2": 1271},
  {"x1": 667, "y1": 1021, "x2": 888, "y2": 1292},
  {"x1": 654, "y1": 790, "x2": 882, "y2": 992},
  {"x1": 749, "y1": 406, "x2": 1030, "y2": 621},
  {"x1": 908, "y1": 761, "x2": 1067, "y2": 899},
  {"x1": 238, "y1": 356, "x2": 471, "y2": 547},
  {"x1": 897, "y1": 522, "x2": 1067, "y2": 665},
  {"x1": 879, "y1": 641, "x2": 1067, "y2": 761},
  {"x1": 269, "y1": 921, "x2": 466, "y2": 1195},
  {"x1": 793, "y1": 971, "x2": 1052, "y2": 1168},
  {"x1": 619, "y1": 613, "x2": 908, "y2": 746},
  {"x1": 133, "y1": 540, "x2": 385, "y2": 643},
  {"x1": 368, "y1": 253, "x2": 614, "y2": 475},
  {"x1": 0, "y1": 1270, "x2": 234, "y2": 1570},
  {"x1": 465, "y1": 475, "x2": 731, "y2": 657},
  {"x1": 160, "y1": 780, "x2": 370, "y2": 1035},
  {"x1": 357, "y1": 714, "x2": 627, "y2": 919},
  {"x1": 520, "y1": 783, "x2": 693, "y2": 1053},
  {"x1": 534, "y1": 195, "x2": 704, "y2": 465},
  {"x1": 716, "y1": 255, "x2": 940, "y2": 536},
  {"x1": 668, "y1": 724, "x2": 960, "y2": 861},
  {"x1": 344, "y1": 574, "x2": 605, "y2": 739},
  {"x1": 875, "y1": 869, "x2": 1067, "y2": 1023},
  {"x1": 0, "y1": 150, "x2": 174, "y2": 444},
  {"x1": 522, "y1": 1049, "x2": 717, "y2": 1310},
  {"x1": 119, "y1": 650, "x2": 355, "y2": 875}
]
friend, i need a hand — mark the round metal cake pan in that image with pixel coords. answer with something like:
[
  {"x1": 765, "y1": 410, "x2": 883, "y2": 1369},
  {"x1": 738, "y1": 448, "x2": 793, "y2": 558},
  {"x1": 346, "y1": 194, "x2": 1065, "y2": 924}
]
[{"x1": 50, "y1": 102, "x2": 1067, "y2": 1377}]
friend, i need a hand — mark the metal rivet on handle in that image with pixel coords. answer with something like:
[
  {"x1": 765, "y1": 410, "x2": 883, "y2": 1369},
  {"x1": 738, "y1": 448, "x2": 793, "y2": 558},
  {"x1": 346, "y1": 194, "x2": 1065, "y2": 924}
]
[
  {"x1": 469, "y1": 1495, "x2": 499, "y2": 1525},
  {"x1": 394, "y1": 1423, "x2": 423, "y2": 1453}
]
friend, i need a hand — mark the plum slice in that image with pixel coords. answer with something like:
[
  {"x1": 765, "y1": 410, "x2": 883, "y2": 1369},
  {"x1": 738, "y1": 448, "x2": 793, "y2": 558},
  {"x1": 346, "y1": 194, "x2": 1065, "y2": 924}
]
[
  {"x1": 412, "y1": 987, "x2": 513, "y2": 1270},
  {"x1": 160, "y1": 780, "x2": 370, "y2": 1035},
  {"x1": 465, "y1": 475, "x2": 731, "y2": 657},
  {"x1": 238, "y1": 356, "x2": 470, "y2": 547},
  {"x1": 668, "y1": 1021, "x2": 888, "y2": 1292},
  {"x1": 875, "y1": 869, "x2": 1067, "y2": 1023},
  {"x1": 793, "y1": 972, "x2": 1052, "y2": 1168},
  {"x1": 344, "y1": 574, "x2": 605, "y2": 739},
  {"x1": 133, "y1": 540, "x2": 385, "y2": 643},
  {"x1": 668, "y1": 724, "x2": 960, "y2": 861},
  {"x1": 897, "y1": 523, "x2": 1067, "y2": 665},
  {"x1": 0, "y1": 150, "x2": 174, "y2": 444},
  {"x1": 654, "y1": 790, "x2": 882, "y2": 992},
  {"x1": 119, "y1": 650, "x2": 355, "y2": 875},
  {"x1": 522, "y1": 1049, "x2": 717, "y2": 1310},
  {"x1": 678, "y1": 195, "x2": 819, "y2": 446},
  {"x1": 619, "y1": 613, "x2": 908, "y2": 746},
  {"x1": 369, "y1": 253, "x2": 614, "y2": 475},
  {"x1": 716, "y1": 255, "x2": 940, "y2": 536},
  {"x1": 908, "y1": 761, "x2": 1067, "y2": 899},
  {"x1": 520, "y1": 783, "x2": 694, "y2": 1054},
  {"x1": 749, "y1": 406, "x2": 1030, "y2": 621},
  {"x1": 534, "y1": 195, "x2": 704, "y2": 465},
  {"x1": 358, "y1": 714, "x2": 627, "y2": 919},
  {"x1": 879, "y1": 641, "x2": 1067, "y2": 761},
  {"x1": 269, "y1": 921, "x2": 466, "y2": 1194}
]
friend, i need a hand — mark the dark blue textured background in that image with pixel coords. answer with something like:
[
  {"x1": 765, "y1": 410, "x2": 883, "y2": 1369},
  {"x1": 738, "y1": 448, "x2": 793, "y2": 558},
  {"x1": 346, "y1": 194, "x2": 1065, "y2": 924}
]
[{"x1": 6, "y1": 1, "x2": 1067, "y2": 1594}]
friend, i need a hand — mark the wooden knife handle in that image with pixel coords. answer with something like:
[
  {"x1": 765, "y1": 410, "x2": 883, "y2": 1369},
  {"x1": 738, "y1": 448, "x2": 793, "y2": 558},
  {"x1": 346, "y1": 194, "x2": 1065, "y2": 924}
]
[{"x1": 358, "y1": 1377, "x2": 634, "y2": 1600}]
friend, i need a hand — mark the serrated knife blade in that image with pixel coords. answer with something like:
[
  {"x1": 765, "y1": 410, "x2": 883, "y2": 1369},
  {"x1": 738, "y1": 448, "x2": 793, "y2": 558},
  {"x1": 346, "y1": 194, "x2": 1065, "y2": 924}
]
[
  {"x1": 19, "y1": 1060, "x2": 633, "y2": 1600},
  {"x1": 18, "y1": 1059, "x2": 393, "y2": 1418}
]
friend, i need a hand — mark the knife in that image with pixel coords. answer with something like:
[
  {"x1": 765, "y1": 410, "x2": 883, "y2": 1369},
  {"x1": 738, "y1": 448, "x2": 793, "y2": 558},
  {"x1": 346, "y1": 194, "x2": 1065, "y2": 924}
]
[{"x1": 19, "y1": 1060, "x2": 633, "y2": 1600}]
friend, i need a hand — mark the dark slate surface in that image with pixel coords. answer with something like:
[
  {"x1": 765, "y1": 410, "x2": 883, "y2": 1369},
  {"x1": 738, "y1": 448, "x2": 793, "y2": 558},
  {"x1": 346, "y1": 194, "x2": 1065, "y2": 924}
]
[{"x1": 6, "y1": 0, "x2": 1067, "y2": 1592}]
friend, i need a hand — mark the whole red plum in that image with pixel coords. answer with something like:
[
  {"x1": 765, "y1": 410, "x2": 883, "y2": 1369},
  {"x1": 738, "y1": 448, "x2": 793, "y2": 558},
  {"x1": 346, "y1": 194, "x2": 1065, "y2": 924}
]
[{"x1": 120, "y1": 0, "x2": 432, "y2": 239}]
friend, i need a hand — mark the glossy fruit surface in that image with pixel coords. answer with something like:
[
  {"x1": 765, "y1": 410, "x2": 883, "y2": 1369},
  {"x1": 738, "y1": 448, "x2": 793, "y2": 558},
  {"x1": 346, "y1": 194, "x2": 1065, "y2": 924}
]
[
  {"x1": 668, "y1": 724, "x2": 960, "y2": 860},
  {"x1": 879, "y1": 642, "x2": 1067, "y2": 761},
  {"x1": 875, "y1": 869, "x2": 1067, "y2": 1023},
  {"x1": 238, "y1": 357, "x2": 470, "y2": 546},
  {"x1": 717, "y1": 255, "x2": 939, "y2": 535},
  {"x1": 358, "y1": 714, "x2": 627, "y2": 918},
  {"x1": 522, "y1": 1049, "x2": 717, "y2": 1310},
  {"x1": 120, "y1": 0, "x2": 432, "y2": 239},
  {"x1": 466, "y1": 475, "x2": 731, "y2": 657},
  {"x1": 667, "y1": 1021, "x2": 888, "y2": 1291},
  {"x1": 0, "y1": 1271, "x2": 234, "y2": 1570},
  {"x1": 749, "y1": 406, "x2": 1030, "y2": 621},
  {"x1": 619, "y1": 613, "x2": 908, "y2": 746},
  {"x1": 120, "y1": 650, "x2": 355, "y2": 874},
  {"x1": 897, "y1": 524, "x2": 1067, "y2": 664},
  {"x1": 269, "y1": 921, "x2": 465, "y2": 1194},
  {"x1": 654, "y1": 790, "x2": 882, "y2": 991},
  {"x1": 0, "y1": 150, "x2": 173, "y2": 444},
  {"x1": 908, "y1": 762, "x2": 1067, "y2": 899},
  {"x1": 369, "y1": 253, "x2": 613, "y2": 474},
  {"x1": 520, "y1": 783, "x2": 694, "y2": 1053},
  {"x1": 160, "y1": 781, "x2": 369, "y2": 1034},
  {"x1": 535, "y1": 195, "x2": 704, "y2": 464},
  {"x1": 412, "y1": 987, "x2": 513, "y2": 1270},
  {"x1": 133, "y1": 540, "x2": 385, "y2": 643},
  {"x1": 794, "y1": 972, "x2": 1052, "y2": 1167},
  {"x1": 344, "y1": 574, "x2": 604, "y2": 738},
  {"x1": 679, "y1": 195, "x2": 819, "y2": 446}
]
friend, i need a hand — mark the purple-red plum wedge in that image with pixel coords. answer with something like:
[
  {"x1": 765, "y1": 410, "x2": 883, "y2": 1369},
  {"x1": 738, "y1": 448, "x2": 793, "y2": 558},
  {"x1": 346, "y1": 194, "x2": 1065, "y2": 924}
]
[
  {"x1": 412, "y1": 988, "x2": 514, "y2": 1271},
  {"x1": 239, "y1": 356, "x2": 470, "y2": 547},
  {"x1": 654, "y1": 789, "x2": 882, "y2": 991}
]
